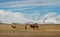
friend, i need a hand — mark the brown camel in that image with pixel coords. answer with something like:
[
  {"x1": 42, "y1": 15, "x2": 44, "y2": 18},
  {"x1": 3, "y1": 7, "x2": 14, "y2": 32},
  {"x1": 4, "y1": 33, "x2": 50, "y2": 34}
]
[
  {"x1": 12, "y1": 25, "x2": 16, "y2": 29},
  {"x1": 30, "y1": 23, "x2": 39, "y2": 30}
]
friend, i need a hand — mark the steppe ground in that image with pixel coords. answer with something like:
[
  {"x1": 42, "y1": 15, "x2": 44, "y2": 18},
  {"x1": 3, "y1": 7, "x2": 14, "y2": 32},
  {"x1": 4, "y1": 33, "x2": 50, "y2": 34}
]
[{"x1": 0, "y1": 23, "x2": 60, "y2": 37}]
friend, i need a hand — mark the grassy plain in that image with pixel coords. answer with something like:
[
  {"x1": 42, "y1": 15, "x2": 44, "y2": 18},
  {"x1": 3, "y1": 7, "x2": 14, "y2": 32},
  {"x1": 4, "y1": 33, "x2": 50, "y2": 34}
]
[{"x1": 0, "y1": 23, "x2": 60, "y2": 37}]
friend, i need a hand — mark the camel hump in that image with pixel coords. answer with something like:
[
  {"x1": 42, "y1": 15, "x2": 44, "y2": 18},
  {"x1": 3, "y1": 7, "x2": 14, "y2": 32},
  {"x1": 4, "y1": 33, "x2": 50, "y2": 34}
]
[
  {"x1": 12, "y1": 25, "x2": 16, "y2": 28},
  {"x1": 35, "y1": 23, "x2": 38, "y2": 26}
]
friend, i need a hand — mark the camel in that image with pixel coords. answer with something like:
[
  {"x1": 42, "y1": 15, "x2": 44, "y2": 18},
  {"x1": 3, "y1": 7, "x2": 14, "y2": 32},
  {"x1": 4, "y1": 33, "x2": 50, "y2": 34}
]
[
  {"x1": 12, "y1": 25, "x2": 16, "y2": 29},
  {"x1": 30, "y1": 23, "x2": 39, "y2": 30}
]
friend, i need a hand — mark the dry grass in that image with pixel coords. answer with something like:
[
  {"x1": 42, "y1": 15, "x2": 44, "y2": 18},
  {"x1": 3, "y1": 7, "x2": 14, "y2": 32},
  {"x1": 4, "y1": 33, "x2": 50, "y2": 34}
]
[{"x1": 0, "y1": 24, "x2": 60, "y2": 37}]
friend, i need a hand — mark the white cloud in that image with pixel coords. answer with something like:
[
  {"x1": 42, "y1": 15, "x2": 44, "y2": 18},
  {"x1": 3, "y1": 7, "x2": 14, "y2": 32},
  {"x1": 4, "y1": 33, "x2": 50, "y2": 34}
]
[
  {"x1": 0, "y1": 0, "x2": 60, "y2": 11},
  {"x1": 0, "y1": 10, "x2": 34, "y2": 24},
  {"x1": 0, "y1": 10, "x2": 60, "y2": 24},
  {"x1": 44, "y1": 12, "x2": 57, "y2": 18},
  {"x1": 24, "y1": 11, "x2": 40, "y2": 22},
  {"x1": 44, "y1": 18, "x2": 56, "y2": 24},
  {"x1": 38, "y1": 12, "x2": 60, "y2": 24}
]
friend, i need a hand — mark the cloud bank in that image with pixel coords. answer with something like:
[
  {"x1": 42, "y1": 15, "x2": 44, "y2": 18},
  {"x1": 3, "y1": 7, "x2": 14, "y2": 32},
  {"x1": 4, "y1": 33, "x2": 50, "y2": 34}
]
[
  {"x1": 0, "y1": 10, "x2": 60, "y2": 24},
  {"x1": 0, "y1": 10, "x2": 34, "y2": 24}
]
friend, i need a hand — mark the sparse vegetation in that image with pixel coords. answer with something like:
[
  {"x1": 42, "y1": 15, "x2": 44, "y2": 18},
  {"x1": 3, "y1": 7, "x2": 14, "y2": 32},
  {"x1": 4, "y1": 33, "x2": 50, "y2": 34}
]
[{"x1": 0, "y1": 23, "x2": 60, "y2": 37}]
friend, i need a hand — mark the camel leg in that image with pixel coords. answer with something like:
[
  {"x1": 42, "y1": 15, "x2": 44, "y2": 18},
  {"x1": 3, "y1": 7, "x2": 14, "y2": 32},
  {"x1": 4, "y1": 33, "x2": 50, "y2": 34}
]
[
  {"x1": 33, "y1": 27, "x2": 35, "y2": 30},
  {"x1": 37, "y1": 26, "x2": 39, "y2": 30}
]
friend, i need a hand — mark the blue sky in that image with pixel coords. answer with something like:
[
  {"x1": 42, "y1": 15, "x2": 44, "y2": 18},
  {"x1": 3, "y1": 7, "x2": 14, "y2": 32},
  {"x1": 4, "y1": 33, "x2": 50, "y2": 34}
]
[
  {"x1": 0, "y1": 0, "x2": 60, "y2": 14},
  {"x1": 0, "y1": 0, "x2": 60, "y2": 24}
]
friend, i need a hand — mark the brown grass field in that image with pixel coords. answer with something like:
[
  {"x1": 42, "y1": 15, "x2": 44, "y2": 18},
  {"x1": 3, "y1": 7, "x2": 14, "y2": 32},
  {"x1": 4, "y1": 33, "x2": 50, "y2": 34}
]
[{"x1": 0, "y1": 23, "x2": 60, "y2": 37}]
